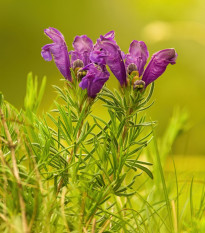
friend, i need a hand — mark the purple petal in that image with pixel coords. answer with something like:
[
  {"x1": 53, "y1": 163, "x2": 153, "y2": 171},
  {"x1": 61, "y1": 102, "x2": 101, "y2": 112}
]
[
  {"x1": 41, "y1": 44, "x2": 53, "y2": 61},
  {"x1": 44, "y1": 27, "x2": 65, "y2": 43},
  {"x1": 90, "y1": 31, "x2": 126, "y2": 86},
  {"x1": 73, "y1": 35, "x2": 93, "y2": 53},
  {"x1": 101, "y1": 41, "x2": 126, "y2": 86},
  {"x1": 79, "y1": 64, "x2": 109, "y2": 98},
  {"x1": 121, "y1": 51, "x2": 126, "y2": 60},
  {"x1": 79, "y1": 76, "x2": 88, "y2": 90},
  {"x1": 103, "y1": 31, "x2": 115, "y2": 39},
  {"x1": 41, "y1": 27, "x2": 71, "y2": 81},
  {"x1": 100, "y1": 31, "x2": 116, "y2": 44},
  {"x1": 71, "y1": 35, "x2": 93, "y2": 66},
  {"x1": 125, "y1": 40, "x2": 149, "y2": 76},
  {"x1": 70, "y1": 50, "x2": 91, "y2": 67},
  {"x1": 142, "y1": 48, "x2": 178, "y2": 87},
  {"x1": 89, "y1": 50, "x2": 107, "y2": 65},
  {"x1": 69, "y1": 51, "x2": 80, "y2": 65}
]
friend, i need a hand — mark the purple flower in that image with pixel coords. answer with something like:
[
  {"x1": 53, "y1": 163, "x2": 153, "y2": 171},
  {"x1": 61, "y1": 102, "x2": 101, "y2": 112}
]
[
  {"x1": 142, "y1": 49, "x2": 177, "y2": 87},
  {"x1": 125, "y1": 40, "x2": 178, "y2": 88},
  {"x1": 41, "y1": 28, "x2": 177, "y2": 90},
  {"x1": 41, "y1": 27, "x2": 71, "y2": 81},
  {"x1": 79, "y1": 64, "x2": 110, "y2": 98},
  {"x1": 90, "y1": 31, "x2": 127, "y2": 86},
  {"x1": 70, "y1": 35, "x2": 93, "y2": 67},
  {"x1": 125, "y1": 40, "x2": 149, "y2": 77}
]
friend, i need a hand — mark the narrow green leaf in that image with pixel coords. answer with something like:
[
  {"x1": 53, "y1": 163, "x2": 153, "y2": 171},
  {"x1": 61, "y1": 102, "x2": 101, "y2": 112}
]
[
  {"x1": 152, "y1": 125, "x2": 173, "y2": 231},
  {"x1": 0, "y1": 92, "x2": 3, "y2": 107}
]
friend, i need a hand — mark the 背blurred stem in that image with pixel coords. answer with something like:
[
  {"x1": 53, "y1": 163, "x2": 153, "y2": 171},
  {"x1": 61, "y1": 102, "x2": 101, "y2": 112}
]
[
  {"x1": 61, "y1": 187, "x2": 71, "y2": 232},
  {"x1": 0, "y1": 107, "x2": 29, "y2": 233},
  {"x1": 0, "y1": 149, "x2": 8, "y2": 216}
]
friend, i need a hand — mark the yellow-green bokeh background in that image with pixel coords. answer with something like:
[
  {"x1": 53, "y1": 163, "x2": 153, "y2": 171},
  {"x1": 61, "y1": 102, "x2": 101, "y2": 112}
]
[{"x1": 1, "y1": 0, "x2": 205, "y2": 155}]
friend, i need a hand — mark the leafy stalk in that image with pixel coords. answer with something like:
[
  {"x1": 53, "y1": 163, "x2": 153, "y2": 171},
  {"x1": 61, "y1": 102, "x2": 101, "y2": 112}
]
[{"x1": 0, "y1": 94, "x2": 28, "y2": 233}]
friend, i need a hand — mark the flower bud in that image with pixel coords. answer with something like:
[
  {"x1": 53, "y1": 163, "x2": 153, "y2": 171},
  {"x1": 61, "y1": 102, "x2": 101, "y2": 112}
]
[
  {"x1": 127, "y1": 63, "x2": 138, "y2": 75},
  {"x1": 133, "y1": 80, "x2": 145, "y2": 91},
  {"x1": 77, "y1": 68, "x2": 87, "y2": 81},
  {"x1": 73, "y1": 59, "x2": 84, "y2": 71}
]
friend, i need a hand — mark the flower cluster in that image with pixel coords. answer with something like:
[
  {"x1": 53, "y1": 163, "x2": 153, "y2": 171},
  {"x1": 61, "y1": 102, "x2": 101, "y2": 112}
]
[{"x1": 41, "y1": 27, "x2": 177, "y2": 97}]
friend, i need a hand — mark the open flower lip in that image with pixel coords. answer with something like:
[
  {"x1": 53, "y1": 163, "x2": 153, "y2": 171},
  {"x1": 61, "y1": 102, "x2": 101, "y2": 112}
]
[
  {"x1": 125, "y1": 40, "x2": 149, "y2": 77},
  {"x1": 70, "y1": 35, "x2": 93, "y2": 67},
  {"x1": 41, "y1": 28, "x2": 177, "y2": 96},
  {"x1": 41, "y1": 27, "x2": 72, "y2": 81},
  {"x1": 79, "y1": 63, "x2": 110, "y2": 98}
]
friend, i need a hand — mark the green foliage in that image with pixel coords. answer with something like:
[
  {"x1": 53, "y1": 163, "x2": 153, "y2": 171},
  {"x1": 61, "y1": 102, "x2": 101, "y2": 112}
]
[
  {"x1": 24, "y1": 72, "x2": 46, "y2": 113},
  {"x1": 0, "y1": 92, "x2": 3, "y2": 107},
  {"x1": 0, "y1": 73, "x2": 204, "y2": 233}
]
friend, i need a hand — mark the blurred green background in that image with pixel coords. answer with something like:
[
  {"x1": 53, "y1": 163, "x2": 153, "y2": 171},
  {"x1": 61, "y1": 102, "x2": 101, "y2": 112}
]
[{"x1": 0, "y1": 0, "x2": 205, "y2": 155}]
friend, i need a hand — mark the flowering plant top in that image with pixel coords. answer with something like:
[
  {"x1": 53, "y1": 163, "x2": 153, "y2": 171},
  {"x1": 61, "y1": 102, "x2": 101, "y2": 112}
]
[{"x1": 41, "y1": 27, "x2": 177, "y2": 97}]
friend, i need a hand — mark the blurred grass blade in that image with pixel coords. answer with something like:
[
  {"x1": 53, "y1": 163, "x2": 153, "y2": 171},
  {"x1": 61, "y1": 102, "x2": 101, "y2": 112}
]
[{"x1": 152, "y1": 125, "x2": 173, "y2": 232}]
